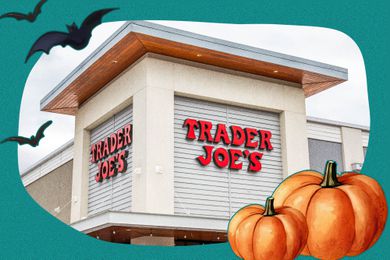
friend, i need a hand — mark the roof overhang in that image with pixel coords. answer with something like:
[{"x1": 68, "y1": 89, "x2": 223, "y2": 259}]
[
  {"x1": 40, "y1": 21, "x2": 348, "y2": 115},
  {"x1": 86, "y1": 225, "x2": 227, "y2": 244}
]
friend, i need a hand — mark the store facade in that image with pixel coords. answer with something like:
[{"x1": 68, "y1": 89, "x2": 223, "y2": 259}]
[{"x1": 21, "y1": 21, "x2": 366, "y2": 245}]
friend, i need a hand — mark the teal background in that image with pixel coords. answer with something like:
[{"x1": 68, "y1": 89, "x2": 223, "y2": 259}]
[{"x1": 0, "y1": 0, "x2": 388, "y2": 259}]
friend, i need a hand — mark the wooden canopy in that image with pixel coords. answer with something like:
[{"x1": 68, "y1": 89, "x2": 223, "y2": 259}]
[{"x1": 40, "y1": 22, "x2": 347, "y2": 115}]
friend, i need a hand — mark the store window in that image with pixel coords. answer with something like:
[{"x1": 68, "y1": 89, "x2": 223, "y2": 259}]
[{"x1": 308, "y1": 138, "x2": 344, "y2": 172}]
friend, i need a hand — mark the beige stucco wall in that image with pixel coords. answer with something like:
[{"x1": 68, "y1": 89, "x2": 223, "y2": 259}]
[
  {"x1": 26, "y1": 160, "x2": 73, "y2": 224},
  {"x1": 341, "y1": 126, "x2": 365, "y2": 171},
  {"x1": 281, "y1": 111, "x2": 310, "y2": 177},
  {"x1": 70, "y1": 54, "x2": 310, "y2": 223},
  {"x1": 144, "y1": 56, "x2": 309, "y2": 178},
  {"x1": 132, "y1": 86, "x2": 174, "y2": 214},
  {"x1": 71, "y1": 59, "x2": 148, "y2": 223}
]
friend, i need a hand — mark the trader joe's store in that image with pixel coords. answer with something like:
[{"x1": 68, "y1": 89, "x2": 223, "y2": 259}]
[{"x1": 22, "y1": 22, "x2": 369, "y2": 246}]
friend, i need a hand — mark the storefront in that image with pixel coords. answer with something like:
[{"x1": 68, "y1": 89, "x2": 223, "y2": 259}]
[{"x1": 22, "y1": 21, "x2": 368, "y2": 245}]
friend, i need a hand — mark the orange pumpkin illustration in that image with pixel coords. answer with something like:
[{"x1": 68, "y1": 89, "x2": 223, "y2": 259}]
[
  {"x1": 228, "y1": 197, "x2": 308, "y2": 260},
  {"x1": 273, "y1": 160, "x2": 388, "y2": 259}
]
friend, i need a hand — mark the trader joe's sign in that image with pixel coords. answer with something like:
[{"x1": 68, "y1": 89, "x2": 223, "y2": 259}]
[
  {"x1": 90, "y1": 124, "x2": 132, "y2": 182},
  {"x1": 183, "y1": 118, "x2": 273, "y2": 172}
]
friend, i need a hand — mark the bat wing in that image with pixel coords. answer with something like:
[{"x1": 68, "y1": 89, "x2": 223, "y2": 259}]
[
  {"x1": 0, "y1": 12, "x2": 29, "y2": 21},
  {"x1": 0, "y1": 136, "x2": 32, "y2": 145},
  {"x1": 80, "y1": 8, "x2": 118, "y2": 33},
  {"x1": 32, "y1": 0, "x2": 47, "y2": 17},
  {"x1": 25, "y1": 32, "x2": 70, "y2": 62},
  {"x1": 35, "y1": 120, "x2": 53, "y2": 142}
]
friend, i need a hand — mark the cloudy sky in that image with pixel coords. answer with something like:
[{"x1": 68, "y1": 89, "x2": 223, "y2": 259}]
[{"x1": 18, "y1": 21, "x2": 369, "y2": 173}]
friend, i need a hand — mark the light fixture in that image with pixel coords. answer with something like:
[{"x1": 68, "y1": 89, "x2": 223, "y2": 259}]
[
  {"x1": 217, "y1": 236, "x2": 220, "y2": 240},
  {"x1": 196, "y1": 54, "x2": 202, "y2": 57},
  {"x1": 112, "y1": 60, "x2": 118, "y2": 64},
  {"x1": 273, "y1": 70, "x2": 279, "y2": 73},
  {"x1": 134, "y1": 168, "x2": 142, "y2": 175},
  {"x1": 155, "y1": 165, "x2": 164, "y2": 174},
  {"x1": 184, "y1": 235, "x2": 187, "y2": 239},
  {"x1": 112, "y1": 230, "x2": 116, "y2": 235},
  {"x1": 351, "y1": 162, "x2": 363, "y2": 172},
  {"x1": 96, "y1": 236, "x2": 100, "y2": 239}
]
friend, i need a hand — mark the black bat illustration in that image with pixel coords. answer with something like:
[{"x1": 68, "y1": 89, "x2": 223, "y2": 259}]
[
  {"x1": 0, "y1": 0, "x2": 47, "y2": 23},
  {"x1": 25, "y1": 8, "x2": 118, "y2": 63},
  {"x1": 0, "y1": 120, "x2": 52, "y2": 147}
]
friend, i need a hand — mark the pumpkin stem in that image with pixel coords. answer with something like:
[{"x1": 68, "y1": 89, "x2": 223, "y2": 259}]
[
  {"x1": 263, "y1": 197, "x2": 276, "y2": 216},
  {"x1": 320, "y1": 160, "x2": 342, "y2": 188}
]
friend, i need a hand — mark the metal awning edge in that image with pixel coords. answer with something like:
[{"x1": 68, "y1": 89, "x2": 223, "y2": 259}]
[{"x1": 71, "y1": 211, "x2": 228, "y2": 233}]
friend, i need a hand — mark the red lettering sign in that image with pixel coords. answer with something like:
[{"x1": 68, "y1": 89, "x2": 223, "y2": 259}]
[
  {"x1": 91, "y1": 124, "x2": 132, "y2": 182},
  {"x1": 230, "y1": 126, "x2": 245, "y2": 146},
  {"x1": 214, "y1": 124, "x2": 231, "y2": 144},
  {"x1": 198, "y1": 120, "x2": 214, "y2": 142},
  {"x1": 183, "y1": 118, "x2": 273, "y2": 173},
  {"x1": 183, "y1": 119, "x2": 198, "y2": 140}
]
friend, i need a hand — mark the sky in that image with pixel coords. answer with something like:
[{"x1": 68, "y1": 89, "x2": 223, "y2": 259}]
[{"x1": 18, "y1": 21, "x2": 369, "y2": 173}]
